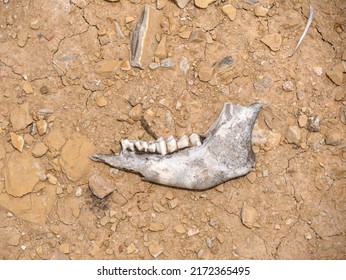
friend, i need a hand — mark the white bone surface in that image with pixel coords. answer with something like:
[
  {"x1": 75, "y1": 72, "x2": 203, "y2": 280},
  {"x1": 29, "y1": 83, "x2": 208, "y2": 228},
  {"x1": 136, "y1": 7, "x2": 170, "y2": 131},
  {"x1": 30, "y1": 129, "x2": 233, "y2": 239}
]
[{"x1": 92, "y1": 103, "x2": 262, "y2": 190}]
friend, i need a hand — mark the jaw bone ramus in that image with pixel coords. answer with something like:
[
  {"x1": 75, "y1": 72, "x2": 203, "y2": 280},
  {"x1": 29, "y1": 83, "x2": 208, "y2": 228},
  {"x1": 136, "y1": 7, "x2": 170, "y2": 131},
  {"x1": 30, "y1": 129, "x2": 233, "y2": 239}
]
[{"x1": 91, "y1": 103, "x2": 262, "y2": 190}]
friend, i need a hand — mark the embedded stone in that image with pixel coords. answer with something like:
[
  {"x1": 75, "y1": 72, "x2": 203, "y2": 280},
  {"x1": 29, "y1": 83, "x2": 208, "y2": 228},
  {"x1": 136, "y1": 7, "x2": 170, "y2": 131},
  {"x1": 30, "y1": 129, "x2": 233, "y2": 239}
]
[
  {"x1": 222, "y1": 4, "x2": 237, "y2": 21},
  {"x1": 326, "y1": 69, "x2": 343, "y2": 86},
  {"x1": 254, "y1": 6, "x2": 269, "y2": 17},
  {"x1": 195, "y1": 0, "x2": 216, "y2": 9},
  {"x1": 4, "y1": 151, "x2": 42, "y2": 197},
  {"x1": 94, "y1": 60, "x2": 121, "y2": 74},
  {"x1": 261, "y1": 33, "x2": 282, "y2": 51},
  {"x1": 10, "y1": 132, "x2": 24, "y2": 152},
  {"x1": 10, "y1": 102, "x2": 33, "y2": 131},
  {"x1": 148, "y1": 243, "x2": 164, "y2": 258},
  {"x1": 155, "y1": 34, "x2": 167, "y2": 59},
  {"x1": 326, "y1": 129, "x2": 342, "y2": 146},
  {"x1": 173, "y1": 0, "x2": 191, "y2": 8},
  {"x1": 23, "y1": 81, "x2": 34, "y2": 94},
  {"x1": 31, "y1": 142, "x2": 48, "y2": 157},
  {"x1": 198, "y1": 66, "x2": 213, "y2": 82},
  {"x1": 285, "y1": 126, "x2": 301, "y2": 145},
  {"x1": 88, "y1": 174, "x2": 116, "y2": 198}
]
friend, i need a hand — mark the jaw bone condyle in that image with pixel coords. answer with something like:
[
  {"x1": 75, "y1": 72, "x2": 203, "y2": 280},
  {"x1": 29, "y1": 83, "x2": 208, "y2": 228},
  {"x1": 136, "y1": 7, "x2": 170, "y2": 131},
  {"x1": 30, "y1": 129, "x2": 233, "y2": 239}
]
[{"x1": 91, "y1": 103, "x2": 262, "y2": 190}]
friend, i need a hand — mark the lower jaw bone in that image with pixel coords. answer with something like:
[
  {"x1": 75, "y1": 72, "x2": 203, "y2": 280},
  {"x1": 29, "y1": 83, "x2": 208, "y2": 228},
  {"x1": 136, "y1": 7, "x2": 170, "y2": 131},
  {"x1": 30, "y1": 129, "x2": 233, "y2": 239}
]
[{"x1": 91, "y1": 102, "x2": 262, "y2": 190}]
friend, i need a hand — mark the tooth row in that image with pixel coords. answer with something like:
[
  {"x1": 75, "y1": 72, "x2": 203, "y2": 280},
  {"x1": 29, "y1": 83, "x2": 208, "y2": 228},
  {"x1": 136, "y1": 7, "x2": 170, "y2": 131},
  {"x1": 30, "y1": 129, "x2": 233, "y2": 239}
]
[{"x1": 121, "y1": 134, "x2": 202, "y2": 155}]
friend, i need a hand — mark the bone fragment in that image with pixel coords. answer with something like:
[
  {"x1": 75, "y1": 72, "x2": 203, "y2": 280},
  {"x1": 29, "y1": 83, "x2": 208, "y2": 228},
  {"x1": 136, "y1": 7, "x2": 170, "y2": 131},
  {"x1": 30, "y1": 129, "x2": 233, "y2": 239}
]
[
  {"x1": 130, "y1": 4, "x2": 163, "y2": 69},
  {"x1": 91, "y1": 103, "x2": 262, "y2": 190}
]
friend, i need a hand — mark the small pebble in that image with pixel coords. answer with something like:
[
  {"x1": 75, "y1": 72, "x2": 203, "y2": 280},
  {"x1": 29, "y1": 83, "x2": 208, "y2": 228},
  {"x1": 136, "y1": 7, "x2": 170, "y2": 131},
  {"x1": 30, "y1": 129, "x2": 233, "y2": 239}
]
[
  {"x1": 307, "y1": 115, "x2": 321, "y2": 132},
  {"x1": 282, "y1": 80, "x2": 294, "y2": 92}
]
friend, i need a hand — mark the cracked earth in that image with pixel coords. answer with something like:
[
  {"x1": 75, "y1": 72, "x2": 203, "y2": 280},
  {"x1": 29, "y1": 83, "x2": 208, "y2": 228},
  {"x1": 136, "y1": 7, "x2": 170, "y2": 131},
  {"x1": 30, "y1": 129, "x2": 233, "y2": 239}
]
[{"x1": 0, "y1": 0, "x2": 345, "y2": 260}]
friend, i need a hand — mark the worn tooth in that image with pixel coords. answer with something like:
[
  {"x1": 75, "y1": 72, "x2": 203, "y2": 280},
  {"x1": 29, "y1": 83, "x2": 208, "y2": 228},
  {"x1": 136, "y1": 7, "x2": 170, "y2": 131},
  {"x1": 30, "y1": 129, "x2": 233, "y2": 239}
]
[
  {"x1": 147, "y1": 141, "x2": 156, "y2": 153},
  {"x1": 121, "y1": 139, "x2": 135, "y2": 152},
  {"x1": 166, "y1": 135, "x2": 177, "y2": 154},
  {"x1": 177, "y1": 135, "x2": 190, "y2": 150},
  {"x1": 155, "y1": 137, "x2": 167, "y2": 156},
  {"x1": 135, "y1": 141, "x2": 148, "y2": 152},
  {"x1": 189, "y1": 133, "x2": 202, "y2": 147}
]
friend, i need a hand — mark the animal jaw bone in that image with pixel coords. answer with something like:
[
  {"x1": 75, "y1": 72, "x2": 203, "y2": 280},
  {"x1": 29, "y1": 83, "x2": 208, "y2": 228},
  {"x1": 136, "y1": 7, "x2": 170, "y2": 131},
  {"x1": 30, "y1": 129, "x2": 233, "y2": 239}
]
[{"x1": 91, "y1": 103, "x2": 262, "y2": 190}]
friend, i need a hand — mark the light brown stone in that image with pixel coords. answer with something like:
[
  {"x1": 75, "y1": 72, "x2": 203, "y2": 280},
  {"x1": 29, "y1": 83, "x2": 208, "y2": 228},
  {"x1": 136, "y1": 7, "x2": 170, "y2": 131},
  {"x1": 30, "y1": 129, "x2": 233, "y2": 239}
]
[
  {"x1": 241, "y1": 204, "x2": 260, "y2": 229},
  {"x1": 45, "y1": 128, "x2": 66, "y2": 151},
  {"x1": 174, "y1": 0, "x2": 190, "y2": 8},
  {"x1": 129, "y1": 104, "x2": 142, "y2": 121},
  {"x1": 326, "y1": 129, "x2": 342, "y2": 146},
  {"x1": 148, "y1": 243, "x2": 164, "y2": 258},
  {"x1": 254, "y1": 6, "x2": 269, "y2": 17},
  {"x1": 261, "y1": 33, "x2": 282, "y2": 51},
  {"x1": 126, "y1": 243, "x2": 137, "y2": 254},
  {"x1": 246, "y1": 171, "x2": 256, "y2": 184},
  {"x1": 298, "y1": 115, "x2": 308, "y2": 128},
  {"x1": 10, "y1": 132, "x2": 24, "y2": 152},
  {"x1": 94, "y1": 60, "x2": 121, "y2": 74},
  {"x1": 326, "y1": 69, "x2": 343, "y2": 86},
  {"x1": 198, "y1": 66, "x2": 214, "y2": 82},
  {"x1": 222, "y1": 4, "x2": 237, "y2": 21},
  {"x1": 23, "y1": 81, "x2": 34, "y2": 94},
  {"x1": 149, "y1": 221, "x2": 165, "y2": 231},
  {"x1": 30, "y1": 19, "x2": 40, "y2": 30},
  {"x1": 153, "y1": 202, "x2": 166, "y2": 212},
  {"x1": 32, "y1": 142, "x2": 48, "y2": 157},
  {"x1": 59, "y1": 243, "x2": 71, "y2": 254},
  {"x1": 10, "y1": 102, "x2": 33, "y2": 131},
  {"x1": 168, "y1": 198, "x2": 179, "y2": 209},
  {"x1": 178, "y1": 30, "x2": 192, "y2": 39},
  {"x1": 97, "y1": 96, "x2": 108, "y2": 107},
  {"x1": 157, "y1": 0, "x2": 169, "y2": 9},
  {"x1": 155, "y1": 34, "x2": 167, "y2": 59},
  {"x1": 59, "y1": 133, "x2": 95, "y2": 182},
  {"x1": 36, "y1": 119, "x2": 48, "y2": 135},
  {"x1": 17, "y1": 29, "x2": 29, "y2": 47},
  {"x1": 174, "y1": 224, "x2": 186, "y2": 234},
  {"x1": 195, "y1": 0, "x2": 216, "y2": 9},
  {"x1": 285, "y1": 126, "x2": 301, "y2": 145},
  {"x1": 189, "y1": 30, "x2": 205, "y2": 43},
  {"x1": 88, "y1": 174, "x2": 116, "y2": 198},
  {"x1": 4, "y1": 151, "x2": 42, "y2": 197}
]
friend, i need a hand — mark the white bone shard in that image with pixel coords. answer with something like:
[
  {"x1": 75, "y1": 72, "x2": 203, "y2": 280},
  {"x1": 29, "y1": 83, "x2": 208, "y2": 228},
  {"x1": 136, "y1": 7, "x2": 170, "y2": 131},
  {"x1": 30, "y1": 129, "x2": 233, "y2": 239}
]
[
  {"x1": 121, "y1": 139, "x2": 135, "y2": 152},
  {"x1": 189, "y1": 133, "x2": 202, "y2": 146},
  {"x1": 166, "y1": 135, "x2": 177, "y2": 154},
  {"x1": 91, "y1": 103, "x2": 262, "y2": 190},
  {"x1": 177, "y1": 135, "x2": 190, "y2": 150},
  {"x1": 155, "y1": 137, "x2": 167, "y2": 156}
]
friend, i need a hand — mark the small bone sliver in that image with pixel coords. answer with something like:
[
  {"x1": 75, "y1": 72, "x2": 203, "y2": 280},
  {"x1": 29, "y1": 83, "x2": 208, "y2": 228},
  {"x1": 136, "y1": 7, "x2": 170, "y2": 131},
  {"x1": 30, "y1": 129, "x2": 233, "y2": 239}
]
[{"x1": 91, "y1": 103, "x2": 262, "y2": 190}]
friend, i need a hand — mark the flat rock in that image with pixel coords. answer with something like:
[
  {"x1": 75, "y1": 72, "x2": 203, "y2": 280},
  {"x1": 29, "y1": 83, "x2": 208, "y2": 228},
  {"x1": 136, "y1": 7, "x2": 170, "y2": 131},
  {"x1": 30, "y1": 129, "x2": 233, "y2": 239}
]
[
  {"x1": 152, "y1": 202, "x2": 166, "y2": 212},
  {"x1": 174, "y1": 224, "x2": 186, "y2": 234},
  {"x1": 17, "y1": 29, "x2": 29, "y2": 47},
  {"x1": 94, "y1": 60, "x2": 121, "y2": 74},
  {"x1": 189, "y1": 30, "x2": 205, "y2": 43},
  {"x1": 0, "y1": 183, "x2": 56, "y2": 224},
  {"x1": 4, "y1": 151, "x2": 42, "y2": 197},
  {"x1": 129, "y1": 104, "x2": 142, "y2": 121},
  {"x1": 157, "y1": 0, "x2": 169, "y2": 9},
  {"x1": 198, "y1": 66, "x2": 214, "y2": 82},
  {"x1": 22, "y1": 81, "x2": 34, "y2": 94},
  {"x1": 97, "y1": 96, "x2": 108, "y2": 107},
  {"x1": 10, "y1": 102, "x2": 33, "y2": 131},
  {"x1": 325, "y1": 129, "x2": 343, "y2": 146},
  {"x1": 36, "y1": 119, "x2": 48, "y2": 135},
  {"x1": 149, "y1": 221, "x2": 165, "y2": 231},
  {"x1": 254, "y1": 6, "x2": 269, "y2": 17},
  {"x1": 10, "y1": 132, "x2": 24, "y2": 152},
  {"x1": 195, "y1": 0, "x2": 216, "y2": 9},
  {"x1": 222, "y1": 4, "x2": 237, "y2": 21},
  {"x1": 130, "y1": 4, "x2": 163, "y2": 69},
  {"x1": 261, "y1": 33, "x2": 282, "y2": 51},
  {"x1": 174, "y1": 0, "x2": 191, "y2": 8},
  {"x1": 253, "y1": 76, "x2": 273, "y2": 92},
  {"x1": 326, "y1": 69, "x2": 343, "y2": 86},
  {"x1": 148, "y1": 243, "x2": 164, "y2": 258},
  {"x1": 155, "y1": 34, "x2": 167, "y2": 59},
  {"x1": 59, "y1": 132, "x2": 95, "y2": 182},
  {"x1": 285, "y1": 126, "x2": 301, "y2": 145},
  {"x1": 45, "y1": 128, "x2": 66, "y2": 151},
  {"x1": 241, "y1": 204, "x2": 260, "y2": 228},
  {"x1": 0, "y1": 227, "x2": 21, "y2": 246},
  {"x1": 88, "y1": 174, "x2": 116, "y2": 198},
  {"x1": 307, "y1": 115, "x2": 321, "y2": 132},
  {"x1": 31, "y1": 142, "x2": 48, "y2": 157}
]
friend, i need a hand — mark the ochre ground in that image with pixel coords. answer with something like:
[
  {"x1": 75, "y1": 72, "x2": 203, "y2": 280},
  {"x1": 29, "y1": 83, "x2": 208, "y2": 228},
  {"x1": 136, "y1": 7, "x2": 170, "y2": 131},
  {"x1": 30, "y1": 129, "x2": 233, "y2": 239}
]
[{"x1": 0, "y1": 0, "x2": 345, "y2": 259}]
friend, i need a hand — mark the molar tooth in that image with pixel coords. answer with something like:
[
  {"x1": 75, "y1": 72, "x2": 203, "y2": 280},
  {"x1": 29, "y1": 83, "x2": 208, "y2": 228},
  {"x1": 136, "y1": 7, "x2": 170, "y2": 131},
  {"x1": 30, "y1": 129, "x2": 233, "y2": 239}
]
[
  {"x1": 135, "y1": 140, "x2": 148, "y2": 152},
  {"x1": 189, "y1": 133, "x2": 202, "y2": 147},
  {"x1": 155, "y1": 137, "x2": 167, "y2": 156},
  {"x1": 177, "y1": 135, "x2": 190, "y2": 150},
  {"x1": 166, "y1": 135, "x2": 177, "y2": 154},
  {"x1": 147, "y1": 141, "x2": 156, "y2": 153},
  {"x1": 121, "y1": 139, "x2": 135, "y2": 152}
]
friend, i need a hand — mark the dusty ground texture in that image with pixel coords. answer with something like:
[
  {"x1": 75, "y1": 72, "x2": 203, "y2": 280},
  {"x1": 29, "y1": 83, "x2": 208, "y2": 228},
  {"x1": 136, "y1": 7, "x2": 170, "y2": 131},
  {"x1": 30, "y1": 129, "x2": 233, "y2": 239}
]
[{"x1": 0, "y1": 0, "x2": 345, "y2": 260}]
